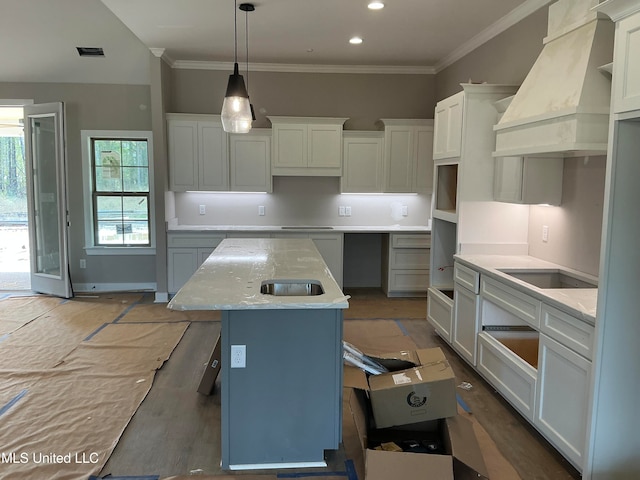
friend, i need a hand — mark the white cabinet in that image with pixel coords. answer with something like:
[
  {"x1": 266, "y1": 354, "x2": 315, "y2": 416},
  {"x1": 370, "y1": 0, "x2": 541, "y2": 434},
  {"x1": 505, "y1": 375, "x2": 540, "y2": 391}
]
[
  {"x1": 433, "y1": 91, "x2": 464, "y2": 160},
  {"x1": 229, "y1": 130, "x2": 272, "y2": 193},
  {"x1": 427, "y1": 287, "x2": 454, "y2": 341},
  {"x1": 382, "y1": 233, "x2": 430, "y2": 297},
  {"x1": 494, "y1": 156, "x2": 563, "y2": 205},
  {"x1": 535, "y1": 332, "x2": 591, "y2": 469},
  {"x1": 380, "y1": 119, "x2": 434, "y2": 193},
  {"x1": 341, "y1": 132, "x2": 384, "y2": 193},
  {"x1": 268, "y1": 116, "x2": 348, "y2": 176},
  {"x1": 167, "y1": 233, "x2": 225, "y2": 293},
  {"x1": 610, "y1": 10, "x2": 640, "y2": 113},
  {"x1": 167, "y1": 114, "x2": 228, "y2": 192},
  {"x1": 452, "y1": 262, "x2": 481, "y2": 365}
]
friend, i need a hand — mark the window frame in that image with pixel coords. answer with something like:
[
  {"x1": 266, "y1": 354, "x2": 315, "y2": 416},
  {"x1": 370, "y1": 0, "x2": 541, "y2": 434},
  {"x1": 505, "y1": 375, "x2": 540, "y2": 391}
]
[{"x1": 81, "y1": 130, "x2": 155, "y2": 255}]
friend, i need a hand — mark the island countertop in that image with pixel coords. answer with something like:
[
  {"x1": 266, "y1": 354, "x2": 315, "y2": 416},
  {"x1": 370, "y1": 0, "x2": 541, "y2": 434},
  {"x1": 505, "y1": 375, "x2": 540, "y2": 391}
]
[{"x1": 168, "y1": 238, "x2": 349, "y2": 311}]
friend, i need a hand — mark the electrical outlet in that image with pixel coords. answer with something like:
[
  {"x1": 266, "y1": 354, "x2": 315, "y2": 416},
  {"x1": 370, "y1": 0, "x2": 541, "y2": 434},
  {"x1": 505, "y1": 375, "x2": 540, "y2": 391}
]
[
  {"x1": 401, "y1": 205, "x2": 408, "y2": 216},
  {"x1": 542, "y1": 225, "x2": 549, "y2": 242},
  {"x1": 339, "y1": 206, "x2": 346, "y2": 217},
  {"x1": 79, "y1": 259, "x2": 86, "y2": 269},
  {"x1": 199, "y1": 205, "x2": 206, "y2": 215},
  {"x1": 345, "y1": 206, "x2": 352, "y2": 216},
  {"x1": 258, "y1": 205, "x2": 265, "y2": 216},
  {"x1": 231, "y1": 345, "x2": 246, "y2": 368}
]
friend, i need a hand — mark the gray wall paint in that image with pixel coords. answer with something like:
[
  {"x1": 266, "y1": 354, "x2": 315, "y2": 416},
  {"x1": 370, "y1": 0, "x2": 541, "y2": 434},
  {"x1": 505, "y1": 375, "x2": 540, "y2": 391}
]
[
  {"x1": 170, "y1": 69, "x2": 436, "y2": 130},
  {"x1": 0, "y1": 82, "x2": 153, "y2": 288},
  {"x1": 435, "y1": 6, "x2": 548, "y2": 101}
]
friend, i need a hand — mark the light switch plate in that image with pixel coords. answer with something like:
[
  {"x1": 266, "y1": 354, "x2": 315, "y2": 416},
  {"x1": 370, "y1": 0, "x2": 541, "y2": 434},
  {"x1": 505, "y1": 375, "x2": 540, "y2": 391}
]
[
  {"x1": 199, "y1": 205, "x2": 206, "y2": 215},
  {"x1": 258, "y1": 205, "x2": 265, "y2": 216}
]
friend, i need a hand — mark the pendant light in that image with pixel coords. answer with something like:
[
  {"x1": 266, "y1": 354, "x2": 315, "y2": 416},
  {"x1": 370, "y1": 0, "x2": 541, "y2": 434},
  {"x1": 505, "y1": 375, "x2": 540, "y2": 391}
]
[
  {"x1": 221, "y1": 0, "x2": 252, "y2": 133},
  {"x1": 241, "y1": 3, "x2": 256, "y2": 122}
]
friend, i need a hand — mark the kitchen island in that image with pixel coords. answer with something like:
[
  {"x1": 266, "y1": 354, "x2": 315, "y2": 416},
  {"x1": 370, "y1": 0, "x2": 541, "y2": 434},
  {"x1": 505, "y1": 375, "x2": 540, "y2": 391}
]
[{"x1": 168, "y1": 238, "x2": 349, "y2": 470}]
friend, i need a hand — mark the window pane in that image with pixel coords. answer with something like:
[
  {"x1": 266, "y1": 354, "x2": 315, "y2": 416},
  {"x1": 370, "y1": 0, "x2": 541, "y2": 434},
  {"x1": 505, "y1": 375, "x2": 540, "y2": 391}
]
[
  {"x1": 121, "y1": 141, "x2": 148, "y2": 166},
  {"x1": 123, "y1": 196, "x2": 148, "y2": 221},
  {"x1": 96, "y1": 195, "x2": 149, "y2": 245},
  {"x1": 122, "y1": 166, "x2": 149, "y2": 192},
  {"x1": 95, "y1": 166, "x2": 123, "y2": 192},
  {"x1": 94, "y1": 140, "x2": 122, "y2": 165},
  {"x1": 96, "y1": 196, "x2": 123, "y2": 222}
]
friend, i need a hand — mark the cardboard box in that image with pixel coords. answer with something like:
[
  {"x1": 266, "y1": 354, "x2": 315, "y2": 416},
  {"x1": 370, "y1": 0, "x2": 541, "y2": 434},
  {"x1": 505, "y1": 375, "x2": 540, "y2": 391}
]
[
  {"x1": 346, "y1": 388, "x2": 489, "y2": 480},
  {"x1": 197, "y1": 334, "x2": 221, "y2": 395},
  {"x1": 344, "y1": 347, "x2": 457, "y2": 428}
]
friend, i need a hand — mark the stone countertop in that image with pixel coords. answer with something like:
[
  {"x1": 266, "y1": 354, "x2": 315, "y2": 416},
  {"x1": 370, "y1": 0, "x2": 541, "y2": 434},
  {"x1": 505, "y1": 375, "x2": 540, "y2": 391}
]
[
  {"x1": 454, "y1": 254, "x2": 598, "y2": 325},
  {"x1": 166, "y1": 224, "x2": 431, "y2": 233},
  {"x1": 167, "y1": 238, "x2": 349, "y2": 311}
]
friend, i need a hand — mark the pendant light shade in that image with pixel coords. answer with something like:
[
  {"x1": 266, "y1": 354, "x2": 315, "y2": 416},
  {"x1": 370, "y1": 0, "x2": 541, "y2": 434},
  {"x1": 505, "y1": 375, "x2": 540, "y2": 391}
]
[
  {"x1": 221, "y1": 63, "x2": 252, "y2": 133},
  {"x1": 221, "y1": 0, "x2": 252, "y2": 133}
]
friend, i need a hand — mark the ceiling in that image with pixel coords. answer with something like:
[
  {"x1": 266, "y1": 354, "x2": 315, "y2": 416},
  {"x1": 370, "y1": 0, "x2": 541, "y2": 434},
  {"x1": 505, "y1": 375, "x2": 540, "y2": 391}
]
[{"x1": 0, "y1": 0, "x2": 550, "y2": 85}]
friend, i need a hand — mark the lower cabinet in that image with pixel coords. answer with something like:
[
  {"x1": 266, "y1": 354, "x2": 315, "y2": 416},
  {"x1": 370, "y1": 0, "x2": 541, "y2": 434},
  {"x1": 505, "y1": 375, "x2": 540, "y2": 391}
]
[
  {"x1": 382, "y1": 233, "x2": 431, "y2": 297},
  {"x1": 167, "y1": 233, "x2": 225, "y2": 294},
  {"x1": 427, "y1": 287, "x2": 454, "y2": 341},
  {"x1": 535, "y1": 333, "x2": 591, "y2": 469},
  {"x1": 452, "y1": 283, "x2": 481, "y2": 366}
]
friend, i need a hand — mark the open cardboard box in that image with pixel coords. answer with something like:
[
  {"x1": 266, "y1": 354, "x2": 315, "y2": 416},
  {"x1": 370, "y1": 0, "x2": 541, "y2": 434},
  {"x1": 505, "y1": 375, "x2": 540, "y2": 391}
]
[
  {"x1": 345, "y1": 388, "x2": 489, "y2": 480},
  {"x1": 344, "y1": 347, "x2": 458, "y2": 428}
]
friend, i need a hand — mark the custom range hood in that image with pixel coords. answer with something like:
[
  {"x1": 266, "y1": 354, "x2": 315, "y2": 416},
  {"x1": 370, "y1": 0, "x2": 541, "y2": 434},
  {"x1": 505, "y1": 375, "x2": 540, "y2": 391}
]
[{"x1": 494, "y1": 0, "x2": 614, "y2": 157}]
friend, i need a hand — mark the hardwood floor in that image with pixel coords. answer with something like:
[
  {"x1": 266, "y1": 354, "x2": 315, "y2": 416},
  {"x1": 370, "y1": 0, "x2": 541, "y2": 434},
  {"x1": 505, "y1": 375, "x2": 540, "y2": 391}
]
[{"x1": 100, "y1": 289, "x2": 580, "y2": 480}]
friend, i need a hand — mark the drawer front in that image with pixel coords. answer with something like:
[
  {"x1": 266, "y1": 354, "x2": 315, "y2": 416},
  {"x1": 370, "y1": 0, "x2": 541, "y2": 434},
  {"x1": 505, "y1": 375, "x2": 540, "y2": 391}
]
[
  {"x1": 389, "y1": 269, "x2": 429, "y2": 292},
  {"x1": 540, "y1": 304, "x2": 594, "y2": 360},
  {"x1": 454, "y1": 262, "x2": 480, "y2": 294},
  {"x1": 427, "y1": 287, "x2": 454, "y2": 342},
  {"x1": 481, "y1": 276, "x2": 541, "y2": 329},
  {"x1": 391, "y1": 233, "x2": 431, "y2": 249},
  {"x1": 390, "y1": 248, "x2": 430, "y2": 269},
  {"x1": 168, "y1": 233, "x2": 226, "y2": 248},
  {"x1": 477, "y1": 332, "x2": 537, "y2": 422}
]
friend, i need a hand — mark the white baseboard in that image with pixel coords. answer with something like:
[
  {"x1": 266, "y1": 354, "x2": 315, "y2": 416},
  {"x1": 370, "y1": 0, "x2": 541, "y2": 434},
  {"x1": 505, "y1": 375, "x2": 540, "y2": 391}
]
[{"x1": 73, "y1": 282, "x2": 156, "y2": 294}]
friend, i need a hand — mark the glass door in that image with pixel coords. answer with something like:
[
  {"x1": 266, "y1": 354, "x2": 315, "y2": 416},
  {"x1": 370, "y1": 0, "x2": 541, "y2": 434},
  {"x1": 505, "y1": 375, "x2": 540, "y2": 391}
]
[{"x1": 23, "y1": 102, "x2": 72, "y2": 298}]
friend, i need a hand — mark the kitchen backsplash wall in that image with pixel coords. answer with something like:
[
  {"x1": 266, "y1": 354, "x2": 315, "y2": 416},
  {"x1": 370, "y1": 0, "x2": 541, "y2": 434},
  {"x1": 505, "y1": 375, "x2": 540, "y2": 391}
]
[
  {"x1": 172, "y1": 177, "x2": 431, "y2": 227},
  {"x1": 528, "y1": 156, "x2": 606, "y2": 277}
]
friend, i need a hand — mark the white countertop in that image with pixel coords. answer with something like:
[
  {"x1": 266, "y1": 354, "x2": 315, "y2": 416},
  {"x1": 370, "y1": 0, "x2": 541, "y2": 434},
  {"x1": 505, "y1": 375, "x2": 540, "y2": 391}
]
[
  {"x1": 168, "y1": 238, "x2": 349, "y2": 311},
  {"x1": 167, "y1": 224, "x2": 430, "y2": 233},
  {"x1": 454, "y1": 254, "x2": 598, "y2": 325}
]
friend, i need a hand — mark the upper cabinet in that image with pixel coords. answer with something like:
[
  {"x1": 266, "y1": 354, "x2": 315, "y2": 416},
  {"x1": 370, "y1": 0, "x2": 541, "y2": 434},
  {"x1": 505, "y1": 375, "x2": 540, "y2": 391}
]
[
  {"x1": 433, "y1": 91, "x2": 464, "y2": 160},
  {"x1": 167, "y1": 114, "x2": 271, "y2": 193},
  {"x1": 494, "y1": 156, "x2": 563, "y2": 205},
  {"x1": 341, "y1": 132, "x2": 384, "y2": 193},
  {"x1": 380, "y1": 119, "x2": 434, "y2": 194},
  {"x1": 167, "y1": 113, "x2": 228, "y2": 192},
  {"x1": 268, "y1": 116, "x2": 348, "y2": 176},
  {"x1": 229, "y1": 130, "x2": 272, "y2": 193},
  {"x1": 610, "y1": 8, "x2": 640, "y2": 113}
]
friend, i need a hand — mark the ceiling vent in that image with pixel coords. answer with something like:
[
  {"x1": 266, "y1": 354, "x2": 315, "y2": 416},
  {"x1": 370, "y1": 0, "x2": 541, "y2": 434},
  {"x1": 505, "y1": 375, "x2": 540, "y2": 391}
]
[{"x1": 76, "y1": 47, "x2": 105, "y2": 57}]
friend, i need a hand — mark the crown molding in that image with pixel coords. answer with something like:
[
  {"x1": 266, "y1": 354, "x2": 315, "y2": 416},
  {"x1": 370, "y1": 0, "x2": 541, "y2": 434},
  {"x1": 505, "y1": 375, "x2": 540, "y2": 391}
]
[
  {"x1": 172, "y1": 60, "x2": 436, "y2": 75},
  {"x1": 149, "y1": 47, "x2": 175, "y2": 65},
  {"x1": 434, "y1": 0, "x2": 554, "y2": 73}
]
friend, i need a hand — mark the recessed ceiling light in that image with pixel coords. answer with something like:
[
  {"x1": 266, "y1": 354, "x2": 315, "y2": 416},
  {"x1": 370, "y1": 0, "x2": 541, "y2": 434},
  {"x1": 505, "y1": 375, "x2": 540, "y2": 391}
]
[
  {"x1": 349, "y1": 37, "x2": 363, "y2": 45},
  {"x1": 368, "y1": 2, "x2": 384, "y2": 10}
]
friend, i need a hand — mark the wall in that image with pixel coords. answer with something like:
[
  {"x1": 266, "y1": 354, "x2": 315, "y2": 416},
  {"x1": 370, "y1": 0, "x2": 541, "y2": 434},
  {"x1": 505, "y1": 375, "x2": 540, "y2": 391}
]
[
  {"x1": 528, "y1": 156, "x2": 606, "y2": 276},
  {"x1": 173, "y1": 177, "x2": 430, "y2": 228},
  {"x1": 170, "y1": 69, "x2": 436, "y2": 130},
  {"x1": 0, "y1": 82, "x2": 154, "y2": 290},
  {"x1": 435, "y1": 6, "x2": 548, "y2": 101}
]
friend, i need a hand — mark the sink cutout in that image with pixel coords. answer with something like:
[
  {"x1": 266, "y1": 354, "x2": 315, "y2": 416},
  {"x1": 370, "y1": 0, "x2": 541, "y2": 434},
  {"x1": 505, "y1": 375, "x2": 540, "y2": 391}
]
[
  {"x1": 497, "y1": 269, "x2": 597, "y2": 289},
  {"x1": 260, "y1": 279, "x2": 325, "y2": 296}
]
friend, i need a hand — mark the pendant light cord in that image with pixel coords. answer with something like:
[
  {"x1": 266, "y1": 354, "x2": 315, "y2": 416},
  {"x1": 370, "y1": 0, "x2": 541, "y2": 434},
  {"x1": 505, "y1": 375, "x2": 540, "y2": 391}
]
[
  {"x1": 245, "y1": 7, "x2": 249, "y2": 90},
  {"x1": 234, "y1": 0, "x2": 238, "y2": 64}
]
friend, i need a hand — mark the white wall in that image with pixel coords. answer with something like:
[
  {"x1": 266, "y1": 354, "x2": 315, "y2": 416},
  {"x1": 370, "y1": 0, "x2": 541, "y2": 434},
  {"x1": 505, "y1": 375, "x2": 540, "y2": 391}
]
[{"x1": 172, "y1": 176, "x2": 431, "y2": 228}]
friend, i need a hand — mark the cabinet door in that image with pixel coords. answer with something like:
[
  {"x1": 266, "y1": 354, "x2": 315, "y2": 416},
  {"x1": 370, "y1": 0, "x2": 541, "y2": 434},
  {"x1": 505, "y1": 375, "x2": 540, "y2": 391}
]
[
  {"x1": 168, "y1": 248, "x2": 199, "y2": 293},
  {"x1": 272, "y1": 123, "x2": 306, "y2": 168},
  {"x1": 310, "y1": 233, "x2": 344, "y2": 288},
  {"x1": 168, "y1": 120, "x2": 198, "y2": 191},
  {"x1": 613, "y1": 13, "x2": 640, "y2": 113},
  {"x1": 384, "y1": 127, "x2": 414, "y2": 193},
  {"x1": 433, "y1": 91, "x2": 464, "y2": 160},
  {"x1": 341, "y1": 135, "x2": 383, "y2": 193},
  {"x1": 536, "y1": 333, "x2": 591, "y2": 470},
  {"x1": 453, "y1": 284, "x2": 480, "y2": 365},
  {"x1": 199, "y1": 121, "x2": 228, "y2": 191},
  {"x1": 413, "y1": 126, "x2": 434, "y2": 193},
  {"x1": 308, "y1": 124, "x2": 342, "y2": 169},
  {"x1": 229, "y1": 134, "x2": 272, "y2": 192}
]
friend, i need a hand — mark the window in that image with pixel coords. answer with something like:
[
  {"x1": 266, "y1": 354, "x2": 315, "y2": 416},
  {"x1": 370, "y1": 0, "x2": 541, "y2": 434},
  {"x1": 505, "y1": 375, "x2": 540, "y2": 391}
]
[{"x1": 82, "y1": 131, "x2": 154, "y2": 254}]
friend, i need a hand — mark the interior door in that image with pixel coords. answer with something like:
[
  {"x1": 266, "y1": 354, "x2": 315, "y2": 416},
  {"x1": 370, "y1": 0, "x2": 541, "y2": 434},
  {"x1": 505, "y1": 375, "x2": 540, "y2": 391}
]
[{"x1": 23, "y1": 102, "x2": 72, "y2": 298}]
